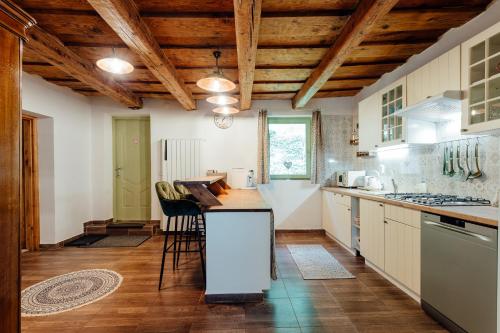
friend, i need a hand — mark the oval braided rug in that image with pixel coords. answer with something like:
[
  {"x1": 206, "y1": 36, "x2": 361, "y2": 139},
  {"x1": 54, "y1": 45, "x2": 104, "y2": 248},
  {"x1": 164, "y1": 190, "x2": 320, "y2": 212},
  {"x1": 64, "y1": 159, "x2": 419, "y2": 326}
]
[{"x1": 21, "y1": 269, "x2": 123, "y2": 317}]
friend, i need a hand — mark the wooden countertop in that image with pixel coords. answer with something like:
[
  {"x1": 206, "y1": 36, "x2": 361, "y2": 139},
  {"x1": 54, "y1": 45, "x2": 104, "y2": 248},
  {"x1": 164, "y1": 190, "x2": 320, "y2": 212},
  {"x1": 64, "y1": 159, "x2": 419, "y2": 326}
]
[
  {"x1": 175, "y1": 175, "x2": 224, "y2": 186},
  {"x1": 322, "y1": 187, "x2": 499, "y2": 228},
  {"x1": 206, "y1": 189, "x2": 272, "y2": 212}
]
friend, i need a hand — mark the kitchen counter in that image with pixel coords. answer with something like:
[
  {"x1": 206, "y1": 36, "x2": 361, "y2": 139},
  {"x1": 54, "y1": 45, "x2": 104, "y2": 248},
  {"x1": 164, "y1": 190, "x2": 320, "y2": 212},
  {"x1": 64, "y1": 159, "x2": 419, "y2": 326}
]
[
  {"x1": 322, "y1": 187, "x2": 499, "y2": 228},
  {"x1": 207, "y1": 189, "x2": 272, "y2": 212}
]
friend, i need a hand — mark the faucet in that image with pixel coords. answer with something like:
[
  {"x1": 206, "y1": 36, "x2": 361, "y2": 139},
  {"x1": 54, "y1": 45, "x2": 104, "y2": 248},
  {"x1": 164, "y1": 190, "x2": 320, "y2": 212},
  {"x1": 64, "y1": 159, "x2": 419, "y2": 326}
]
[{"x1": 391, "y1": 178, "x2": 398, "y2": 194}]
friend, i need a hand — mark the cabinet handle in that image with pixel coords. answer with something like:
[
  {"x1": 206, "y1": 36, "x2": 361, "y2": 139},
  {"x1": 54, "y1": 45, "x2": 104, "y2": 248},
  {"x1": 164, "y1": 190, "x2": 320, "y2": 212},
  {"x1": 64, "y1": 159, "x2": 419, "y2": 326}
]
[
  {"x1": 401, "y1": 139, "x2": 406, "y2": 143},
  {"x1": 461, "y1": 128, "x2": 468, "y2": 132},
  {"x1": 347, "y1": 208, "x2": 351, "y2": 211},
  {"x1": 379, "y1": 203, "x2": 383, "y2": 207},
  {"x1": 384, "y1": 220, "x2": 388, "y2": 224}
]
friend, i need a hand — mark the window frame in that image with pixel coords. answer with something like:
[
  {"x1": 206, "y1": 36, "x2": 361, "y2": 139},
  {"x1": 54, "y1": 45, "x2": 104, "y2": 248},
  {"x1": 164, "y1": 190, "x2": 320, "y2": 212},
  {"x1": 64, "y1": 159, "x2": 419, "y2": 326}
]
[{"x1": 268, "y1": 117, "x2": 312, "y2": 180}]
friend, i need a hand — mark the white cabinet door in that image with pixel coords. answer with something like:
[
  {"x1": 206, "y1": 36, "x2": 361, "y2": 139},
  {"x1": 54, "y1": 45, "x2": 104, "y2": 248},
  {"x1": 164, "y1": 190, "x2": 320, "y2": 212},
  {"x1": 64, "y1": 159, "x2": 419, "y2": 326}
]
[
  {"x1": 332, "y1": 202, "x2": 352, "y2": 248},
  {"x1": 360, "y1": 199, "x2": 385, "y2": 269},
  {"x1": 407, "y1": 46, "x2": 461, "y2": 107},
  {"x1": 379, "y1": 77, "x2": 406, "y2": 147},
  {"x1": 384, "y1": 219, "x2": 421, "y2": 295},
  {"x1": 358, "y1": 91, "x2": 381, "y2": 151},
  {"x1": 321, "y1": 191, "x2": 334, "y2": 235},
  {"x1": 461, "y1": 21, "x2": 500, "y2": 134}
]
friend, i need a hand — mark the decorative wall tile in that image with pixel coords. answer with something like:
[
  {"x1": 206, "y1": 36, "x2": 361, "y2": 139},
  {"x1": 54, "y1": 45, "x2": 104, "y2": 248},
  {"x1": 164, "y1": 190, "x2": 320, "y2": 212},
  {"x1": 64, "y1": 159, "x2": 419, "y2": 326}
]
[{"x1": 321, "y1": 115, "x2": 500, "y2": 201}]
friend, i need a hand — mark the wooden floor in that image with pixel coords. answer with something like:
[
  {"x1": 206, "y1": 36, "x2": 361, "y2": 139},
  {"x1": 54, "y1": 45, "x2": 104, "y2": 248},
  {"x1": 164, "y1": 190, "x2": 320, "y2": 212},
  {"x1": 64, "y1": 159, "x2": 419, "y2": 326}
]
[{"x1": 21, "y1": 232, "x2": 446, "y2": 333}]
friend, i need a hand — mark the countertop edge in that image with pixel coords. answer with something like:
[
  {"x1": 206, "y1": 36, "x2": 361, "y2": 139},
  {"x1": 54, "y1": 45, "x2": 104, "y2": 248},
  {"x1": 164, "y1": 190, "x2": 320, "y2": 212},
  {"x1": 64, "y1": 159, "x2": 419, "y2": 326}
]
[
  {"x1": 321, "y1": 187, "x2": 498, "y2": 228},
  {"x1": 206, "y1": 208, "x2": 273, "y2": 213}
]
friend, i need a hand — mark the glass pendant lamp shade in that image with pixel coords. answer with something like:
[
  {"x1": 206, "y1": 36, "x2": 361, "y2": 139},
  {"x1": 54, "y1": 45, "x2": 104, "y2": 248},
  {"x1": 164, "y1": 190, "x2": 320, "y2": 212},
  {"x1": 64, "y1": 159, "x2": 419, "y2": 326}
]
[
  {"x1": 196, "y1": 50, "x2": 236, "y2": 93},
  {"x1": 197, "y1": 73, "x2": 236, "y2": 92},
  {"x1": 96, "y1": 57, "x2": 134, "y2": 75},
  {"x1": 206, "y1": 94, "x2": 238, "y2": 105},
  {"x1": 213, "y1": 106, "x2": 240, "y2": 115}
]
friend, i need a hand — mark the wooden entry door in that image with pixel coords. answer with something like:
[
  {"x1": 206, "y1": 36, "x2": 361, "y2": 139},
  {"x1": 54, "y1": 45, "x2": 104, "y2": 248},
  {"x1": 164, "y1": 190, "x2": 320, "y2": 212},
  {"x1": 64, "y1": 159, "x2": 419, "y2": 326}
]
[
  {"x1": 113, "y1": 117, "x2": 151, "y2": 221},
  {"x1": 21, "y1": 115, "x2": 40, "y2": 251}
]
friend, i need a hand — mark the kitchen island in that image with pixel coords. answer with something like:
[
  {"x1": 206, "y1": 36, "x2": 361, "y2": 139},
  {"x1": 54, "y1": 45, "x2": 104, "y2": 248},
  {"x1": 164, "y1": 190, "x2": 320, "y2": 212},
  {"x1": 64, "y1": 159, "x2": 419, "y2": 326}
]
[
  {"x1": 175, "y1": 177, "x2": 274, "y2": 303},
  {"x1": 204, "y1": 189, "x2": 274, "y2": 303}
]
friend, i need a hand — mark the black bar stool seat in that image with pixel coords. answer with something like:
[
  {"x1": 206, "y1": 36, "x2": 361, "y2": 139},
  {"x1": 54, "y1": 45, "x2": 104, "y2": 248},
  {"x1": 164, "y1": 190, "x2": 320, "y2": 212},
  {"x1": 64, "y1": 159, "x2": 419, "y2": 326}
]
[{"x1": 155, "y1": 181, "x2": 206, "y2": 290}]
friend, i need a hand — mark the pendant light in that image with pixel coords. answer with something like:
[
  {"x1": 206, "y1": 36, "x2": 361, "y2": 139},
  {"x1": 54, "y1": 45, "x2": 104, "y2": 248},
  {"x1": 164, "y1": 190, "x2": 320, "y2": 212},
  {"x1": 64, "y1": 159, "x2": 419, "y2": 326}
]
[
  {"x1": 96, "y1": 48, "x2": 134, "y2": 75},
  {"x1": 196, "y1": 50, "x2": 236, "y2": 93},
  {"x1": 213, "y1": 106, "x2": 240, "y2": 115},
  {"x1": 206, "y1": 94, "x2": 238, "y2": 105}
]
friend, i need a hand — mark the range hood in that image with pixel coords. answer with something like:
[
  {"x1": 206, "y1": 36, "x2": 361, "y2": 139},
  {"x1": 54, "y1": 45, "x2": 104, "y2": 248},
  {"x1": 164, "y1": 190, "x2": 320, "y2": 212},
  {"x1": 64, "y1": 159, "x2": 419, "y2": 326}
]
[{"x1": 394, "y1": 90, "x2": 463, "y2": 123}]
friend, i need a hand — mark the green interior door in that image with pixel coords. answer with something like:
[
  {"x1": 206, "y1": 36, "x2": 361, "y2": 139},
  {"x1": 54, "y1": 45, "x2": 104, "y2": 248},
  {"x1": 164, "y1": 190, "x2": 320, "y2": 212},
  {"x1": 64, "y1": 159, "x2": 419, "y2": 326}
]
[{"x1": 113, "y1": 117, "x2": 151, "y2": 221}]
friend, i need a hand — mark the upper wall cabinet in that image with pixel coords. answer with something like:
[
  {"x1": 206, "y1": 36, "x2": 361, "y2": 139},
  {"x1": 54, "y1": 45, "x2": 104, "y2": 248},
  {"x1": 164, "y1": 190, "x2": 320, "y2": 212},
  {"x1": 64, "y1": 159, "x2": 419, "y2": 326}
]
[
  {"x1": 407, "y1": 46, "x2": 461, "y2": 107},
  {"x1": 380, "y1": 77, "x2": 406, "y2": 146},
  {"x1": 358, "y1": 91, "x2": 381, "y2": 151},
  {"x1": 461, "y1": 21, "x2": 500, "y2": 134}
]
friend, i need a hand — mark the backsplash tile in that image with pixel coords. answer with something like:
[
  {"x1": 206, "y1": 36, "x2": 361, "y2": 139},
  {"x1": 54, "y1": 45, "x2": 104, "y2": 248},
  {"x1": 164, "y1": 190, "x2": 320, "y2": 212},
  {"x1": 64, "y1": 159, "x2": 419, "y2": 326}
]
[{"x1": 322, "y1": 115, "x2": 500, "y2": 201}]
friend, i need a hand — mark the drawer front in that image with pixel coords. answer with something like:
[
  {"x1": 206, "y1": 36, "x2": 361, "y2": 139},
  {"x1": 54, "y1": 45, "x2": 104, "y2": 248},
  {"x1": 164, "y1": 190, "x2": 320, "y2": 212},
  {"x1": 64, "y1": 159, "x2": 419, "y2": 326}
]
[
  {"x1": 385, "y1": 204, "x2": 421, "y2": 229},
  {"x1": 333, "y1": 193, "x2": 351, "y2": 207}
]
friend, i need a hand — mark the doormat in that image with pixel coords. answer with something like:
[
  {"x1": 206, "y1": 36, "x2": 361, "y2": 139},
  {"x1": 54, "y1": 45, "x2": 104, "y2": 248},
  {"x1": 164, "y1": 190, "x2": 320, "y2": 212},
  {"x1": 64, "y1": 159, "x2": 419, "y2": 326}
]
[
  {"x1": 85, "y1": 235, "x2": 151, "y2": 248},
  {"x1": 287, "y1": 244, "x2": 355, "y2": 280},
  {"x1": 66, "y1": 234, "x2": 108, "y2": 247}
]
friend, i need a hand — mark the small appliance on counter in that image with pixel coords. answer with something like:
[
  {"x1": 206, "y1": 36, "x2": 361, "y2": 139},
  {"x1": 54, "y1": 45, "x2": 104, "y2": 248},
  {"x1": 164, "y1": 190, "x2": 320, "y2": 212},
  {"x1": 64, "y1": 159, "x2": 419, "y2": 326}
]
[
  {"x1": 246, "y1": 169, "x2": 256, "y2": 188},
  {"x1": 335, "y1": 170, "x2": 366, "y2": 188},
  {"x1": 362, "y1": 175, "x2": 383, "y2": 191},
  {"x1": 229, "y1": 168, "x2": 256, "y2": 189}
]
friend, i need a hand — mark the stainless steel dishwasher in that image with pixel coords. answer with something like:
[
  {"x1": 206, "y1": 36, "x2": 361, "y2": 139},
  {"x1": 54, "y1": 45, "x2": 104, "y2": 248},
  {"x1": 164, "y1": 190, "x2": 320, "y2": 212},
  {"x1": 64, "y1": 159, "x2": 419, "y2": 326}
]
[{"x1": 421, "y1": 212, "x2": 497, "y2": 333}]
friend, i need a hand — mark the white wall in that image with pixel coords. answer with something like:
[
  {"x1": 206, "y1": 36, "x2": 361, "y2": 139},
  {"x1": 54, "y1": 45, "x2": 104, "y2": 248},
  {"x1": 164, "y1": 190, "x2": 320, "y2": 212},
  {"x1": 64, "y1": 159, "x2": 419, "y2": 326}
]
[
  {"x1": 89, "y1": 96, "x2": 354, "y2": 229},
  {"x1": 22, "y1": 73, "x2": 92, "y2": 244},
  {"x1": 90, "y1": 98, "x2": 258, "y2": 221},
  {"x1": 36, "y1": 118, "x2": 56, "y2": 244}
]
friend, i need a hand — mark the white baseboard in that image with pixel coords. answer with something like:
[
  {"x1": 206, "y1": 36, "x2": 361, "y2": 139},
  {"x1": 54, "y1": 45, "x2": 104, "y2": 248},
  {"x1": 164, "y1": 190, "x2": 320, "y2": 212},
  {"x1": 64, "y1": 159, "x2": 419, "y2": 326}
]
[
  {"x1": 323, "y1": 229, "x2": 421, "y2": 303},
  {"x1": 365, "y1": 260, "x2": 421, "y2": 303},
  {"x1": 324, "y1": 231, "x2": 356, "y2": 256}
]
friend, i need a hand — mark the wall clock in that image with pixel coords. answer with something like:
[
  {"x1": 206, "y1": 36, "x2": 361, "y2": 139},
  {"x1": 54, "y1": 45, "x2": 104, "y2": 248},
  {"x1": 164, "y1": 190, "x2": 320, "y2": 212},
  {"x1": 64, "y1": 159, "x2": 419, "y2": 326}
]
[{"x1": 214, "y1": 114, "x2": 233, "y2": 129}]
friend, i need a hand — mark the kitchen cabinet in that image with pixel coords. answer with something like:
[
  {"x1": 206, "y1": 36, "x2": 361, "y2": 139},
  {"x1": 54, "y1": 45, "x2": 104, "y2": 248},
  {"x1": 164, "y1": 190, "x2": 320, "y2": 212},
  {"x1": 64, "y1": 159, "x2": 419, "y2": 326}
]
[
  {"x1": 322, "y1": 192, "x2": 352, "y2": 248},
  {"x1": 322, "y1": 191, "x2": 335, "y2": 236},
  {"x1": 359, "y1": 199, "x2": 385, "y2": 269},
  {"x1": 407, "y1": 46, "x2": 461, "y2": 107},
  {"x1": 461, "y1": 21, "x2": 500, "y2": 134},
  {"x1": 384, "y1": 204, "x2": 421, "y2": 295},
  {"x1": 379, "y1": 77, "x2": 406, "y2": 146},
  {"x1": 358, "y1": 91, "x2": 381, "y2": 151},
  {"x1": 332, "y1": 202, "x2": 352, "y2": 248}
]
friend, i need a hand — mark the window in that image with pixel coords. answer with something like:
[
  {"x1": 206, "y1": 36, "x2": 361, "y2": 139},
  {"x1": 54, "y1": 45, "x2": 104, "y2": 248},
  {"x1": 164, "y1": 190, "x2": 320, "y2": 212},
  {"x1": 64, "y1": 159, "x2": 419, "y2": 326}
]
[{"x1": 268, "y1": 117, "x2": 311, "y2": 180}]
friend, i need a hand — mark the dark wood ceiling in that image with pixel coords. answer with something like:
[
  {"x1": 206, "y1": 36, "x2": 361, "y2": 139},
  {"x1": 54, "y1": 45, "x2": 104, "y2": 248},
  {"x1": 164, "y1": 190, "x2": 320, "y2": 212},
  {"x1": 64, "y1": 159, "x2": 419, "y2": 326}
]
[{"x1": 16, "y1": 0, "x2": 493, "y2": 108}]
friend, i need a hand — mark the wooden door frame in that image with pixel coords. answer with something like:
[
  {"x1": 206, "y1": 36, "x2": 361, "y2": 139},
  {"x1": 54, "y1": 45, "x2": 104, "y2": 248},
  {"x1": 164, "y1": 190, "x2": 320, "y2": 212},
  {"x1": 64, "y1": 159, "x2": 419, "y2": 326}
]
[
  {"x1": 0, "y1": 2, "x2": 36, "y2": 332},
  {"x1": 112, "y1": 116, "x2": 151, "y2": 221},
  {"x1": 21, "y1": 115, "x2": 40, "y2": 251}
]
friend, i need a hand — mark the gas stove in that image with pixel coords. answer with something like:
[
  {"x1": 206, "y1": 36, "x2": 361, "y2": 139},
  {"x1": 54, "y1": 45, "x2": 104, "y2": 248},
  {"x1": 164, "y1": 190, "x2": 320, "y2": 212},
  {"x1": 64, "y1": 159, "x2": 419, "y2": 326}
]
[{"x1": 384, "y1": 193, "x2": 491, "y2": 206}]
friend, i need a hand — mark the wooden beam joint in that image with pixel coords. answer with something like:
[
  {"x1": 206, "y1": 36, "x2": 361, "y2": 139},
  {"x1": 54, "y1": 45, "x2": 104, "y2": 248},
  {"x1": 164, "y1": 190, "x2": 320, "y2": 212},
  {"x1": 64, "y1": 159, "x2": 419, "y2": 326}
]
[{"x1": 292, "y1": 0, "x2": 399, "y2": 108}]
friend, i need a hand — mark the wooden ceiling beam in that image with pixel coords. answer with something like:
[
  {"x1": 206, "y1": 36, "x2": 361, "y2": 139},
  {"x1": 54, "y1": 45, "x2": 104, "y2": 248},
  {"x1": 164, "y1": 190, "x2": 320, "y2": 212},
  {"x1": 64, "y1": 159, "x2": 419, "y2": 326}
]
[
  {"x1": 25, "y1": 26, "x2": 142, "y2": 108},
  {"x1": 233, "y1": 0, "x2": 262, "y2": 110},
  {"x1": 87, "y1": 0, "x2": 196, "y2": 110},
  {"x1": 292, "y1": 0, "x2": 399, "y2": 108}
]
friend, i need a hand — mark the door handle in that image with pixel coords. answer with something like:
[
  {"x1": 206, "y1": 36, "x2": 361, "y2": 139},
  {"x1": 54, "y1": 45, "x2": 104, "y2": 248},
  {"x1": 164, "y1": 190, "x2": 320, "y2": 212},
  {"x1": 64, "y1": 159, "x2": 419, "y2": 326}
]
[{"x1": 423, "y1": 221, "x2": 492, "y2": 242}]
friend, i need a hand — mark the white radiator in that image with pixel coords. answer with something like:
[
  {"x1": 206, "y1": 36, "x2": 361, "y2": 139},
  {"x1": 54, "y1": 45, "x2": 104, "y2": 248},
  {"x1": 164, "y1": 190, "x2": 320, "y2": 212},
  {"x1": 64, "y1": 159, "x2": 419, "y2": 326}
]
[
  {"x1": 160, "y1": 138, "x2": 203, "y2": 230},
  {"x1": 161, "y1": 138, "x2": 203, "y2": 183}
]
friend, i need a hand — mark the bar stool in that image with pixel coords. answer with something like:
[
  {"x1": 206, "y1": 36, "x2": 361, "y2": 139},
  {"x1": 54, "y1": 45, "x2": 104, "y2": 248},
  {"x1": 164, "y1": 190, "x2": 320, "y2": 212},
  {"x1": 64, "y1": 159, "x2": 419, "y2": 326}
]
[{"x1": 155, "y1": 181, "x2": 205, "y2": 290}]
